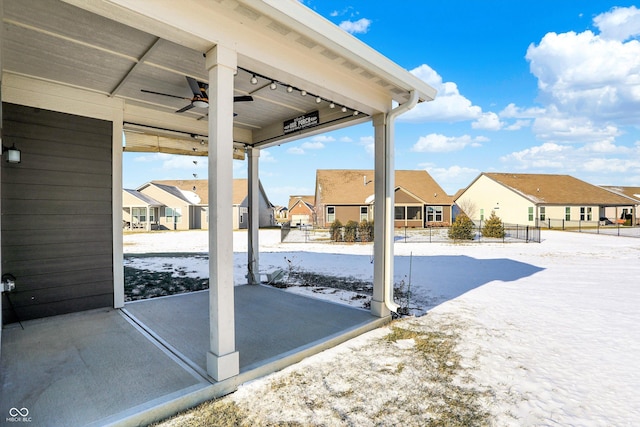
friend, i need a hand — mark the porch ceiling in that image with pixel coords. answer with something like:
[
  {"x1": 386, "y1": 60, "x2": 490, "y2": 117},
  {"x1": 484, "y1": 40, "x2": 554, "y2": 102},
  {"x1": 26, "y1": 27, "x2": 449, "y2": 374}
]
[{"x1": 2, "y1": 0, "x2": 436, "y2": 155}]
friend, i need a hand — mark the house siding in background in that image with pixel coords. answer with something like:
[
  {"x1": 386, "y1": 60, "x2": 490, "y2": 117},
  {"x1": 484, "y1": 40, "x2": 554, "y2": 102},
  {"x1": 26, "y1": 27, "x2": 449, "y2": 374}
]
[
  {"x1": 315, "y1": 169, "x2": 453, "y2": 228},
  {"x1": 1, "y1": 103, "x2": 114, "y2": 323},
  {"x1": 456, "y1": 173, "x2": 637, "y2": 226}
]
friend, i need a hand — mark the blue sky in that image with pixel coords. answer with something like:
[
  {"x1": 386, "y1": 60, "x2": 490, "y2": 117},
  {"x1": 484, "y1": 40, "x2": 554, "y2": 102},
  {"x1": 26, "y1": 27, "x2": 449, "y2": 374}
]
[{"x1": 123, "y1": 2, "x2": 640, "y2": 207}]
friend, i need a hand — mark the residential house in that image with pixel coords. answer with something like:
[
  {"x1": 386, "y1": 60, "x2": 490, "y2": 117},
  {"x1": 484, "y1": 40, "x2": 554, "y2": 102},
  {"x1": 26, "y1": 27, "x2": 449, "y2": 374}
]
[
  {"x1": 274, "y1": 206, "x2": 288, "y2": 222},
  {"x1": 288, "y1": 195, "x2": 315, "y2": 226},
  {"x1": 126, "y1": 179, "x2": 275, "y2": 230},
  {"x1": 122, "y1": 189, "x2": 163, "y2": 231},
  {"x1": 456, "y1": 173, "x2": 636, "y2": 226},
  {"x1": 315, "y1": 169, "x2": 454, "y2": 228},
  {"x1": 137, "y1": 182, "x2": 203, "y2": 230},
  {"x1": 601, "y1": 186, "x2": 640, "y2": 225},
  {"x1": 232, "y1": 179, "x2": 275, "y2": 229}
]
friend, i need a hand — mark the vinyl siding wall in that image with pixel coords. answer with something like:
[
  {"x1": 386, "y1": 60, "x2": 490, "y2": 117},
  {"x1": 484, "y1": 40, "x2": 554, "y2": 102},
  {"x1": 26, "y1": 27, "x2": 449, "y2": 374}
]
[{"x1": 1, "y1": 103, "x2": 113, "y2": 323}]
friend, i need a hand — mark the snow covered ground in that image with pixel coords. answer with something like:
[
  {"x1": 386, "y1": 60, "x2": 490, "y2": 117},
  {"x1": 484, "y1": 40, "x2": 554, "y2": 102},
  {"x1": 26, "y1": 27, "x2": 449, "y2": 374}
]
[{"x1": 125, "y1": 229, "x2": 640, "y2": 425}]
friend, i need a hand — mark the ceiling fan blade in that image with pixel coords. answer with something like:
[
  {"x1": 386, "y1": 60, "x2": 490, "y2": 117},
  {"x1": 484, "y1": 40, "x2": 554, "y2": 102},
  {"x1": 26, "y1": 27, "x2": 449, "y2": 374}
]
[
  {"x1": 186, "y1": 76, "x2": 203, "y2": 97},
  {"x1": 234, "y1": 95, "x2": 254, "y2": 102},
  {"x1": 176, "y1": 103, "x2": 196, "y2": 113},
  {"x1": 141, "y1": 89, "x2": 189, "y2": 100}
]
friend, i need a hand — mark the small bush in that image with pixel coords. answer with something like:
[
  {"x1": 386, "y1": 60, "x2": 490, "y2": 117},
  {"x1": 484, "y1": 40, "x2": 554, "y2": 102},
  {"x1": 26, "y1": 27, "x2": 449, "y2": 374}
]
[
  {"x1": 330, "y1": 219, "x2": 343, "y2": 241},
  {"x1": 344, "y1": 220, "x2": 359, "y2": 242},
  {"x1": 482, "y1": 211, "x2": 505, "y2": 238},
  {"x1": 448, "y1": 213, "x2": 475, "y2": 240},
  {"x1": 358, "y1": 220, "x2": 374, "y2": 242}
]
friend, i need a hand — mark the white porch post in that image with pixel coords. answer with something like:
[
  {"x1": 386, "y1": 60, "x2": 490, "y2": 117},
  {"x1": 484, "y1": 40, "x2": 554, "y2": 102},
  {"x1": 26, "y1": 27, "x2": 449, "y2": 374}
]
[
  {"x1": 205, "y1": 44, "x2": 239, "y2": 381},
  {"x1": 371, "y1": 113, "x2": 395, "y2": 318},
  {"x1": 146, "y1": 205, "x2": 151, "y2": 231},
  {"x1": 247, "y1": 147, "x2": 260, "y2": 285}
]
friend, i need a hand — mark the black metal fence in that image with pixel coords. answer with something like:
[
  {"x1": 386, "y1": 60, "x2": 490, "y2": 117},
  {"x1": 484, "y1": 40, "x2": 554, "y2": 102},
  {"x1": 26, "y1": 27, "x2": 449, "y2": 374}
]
[
  {"x1": 280, "y1": 221, "x2": 541, "y2": 243},
  {"x1": 537, "y1": 218, "x2": 640, "y2": 238}
]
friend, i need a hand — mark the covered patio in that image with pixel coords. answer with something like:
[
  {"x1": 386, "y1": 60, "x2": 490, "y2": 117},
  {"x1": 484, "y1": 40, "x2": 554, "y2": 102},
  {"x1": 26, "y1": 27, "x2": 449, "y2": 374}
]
[
  {"x1": 1, "y1": 286, "x2": 385, "y2": 426},
  {"x1": 1, "y1": 0, "x2": 436, "y2": 424}
]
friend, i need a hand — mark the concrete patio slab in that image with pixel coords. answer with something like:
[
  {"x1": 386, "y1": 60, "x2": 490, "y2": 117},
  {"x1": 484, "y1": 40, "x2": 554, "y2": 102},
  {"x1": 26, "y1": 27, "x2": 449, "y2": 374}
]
[
  {"x1": 1, "y1": 285, "x2": 386, "y2": 426},
  {"x1": 123, "y1": 285, "x2": 379, "y2": 375},
  {"x1": 0, "y1": 308, "x2": 208, "y2": 427}
]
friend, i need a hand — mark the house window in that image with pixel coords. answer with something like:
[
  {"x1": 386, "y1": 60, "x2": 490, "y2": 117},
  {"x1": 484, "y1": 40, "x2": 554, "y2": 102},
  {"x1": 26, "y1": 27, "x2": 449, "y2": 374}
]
[
  {"x1": 394, "y1": 206, "x2": 405, "y2": 220},
  {"x1": 480, "y1": 208, "x2": 484, "y2": 221},
  {"x1": 427, "y1": 206, "x2": 443, "y2": 222},
  {"x1": 149, "y1": 209, "x2": 155, "y2": 222},
  {"x1": 360, "y1": 206, "x2": 368, "y2": 222},
  {"x1": 132, "y1": 207, "x2": 146, "y2": 223},
  {"x1": 327, "y1": 206, "x2": 335, "y2": 223},
  {"x1": 580, "y1": 207, "x2": 592, "y2": 221},
  {"x1": 565, "y1": 207, "x2": 571, "y2": 221},
  {"x1": 540, "y1": 207, "x2": 546, "y2": 221},
  {"x1": 165, "y1": 207, "x2": 181, "y2": 223},
  {"x1": 528, "y1": 207, "x2": 534, "y2": 221},
  {"x1": 407, "y1": 206, "x2": 422, "y2": 221}
]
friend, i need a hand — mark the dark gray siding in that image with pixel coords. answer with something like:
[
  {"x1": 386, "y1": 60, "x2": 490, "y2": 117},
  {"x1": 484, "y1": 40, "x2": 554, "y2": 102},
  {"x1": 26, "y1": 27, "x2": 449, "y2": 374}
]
[{"x1": 2, "y1": 103, "x2": 113, "y2": 323}]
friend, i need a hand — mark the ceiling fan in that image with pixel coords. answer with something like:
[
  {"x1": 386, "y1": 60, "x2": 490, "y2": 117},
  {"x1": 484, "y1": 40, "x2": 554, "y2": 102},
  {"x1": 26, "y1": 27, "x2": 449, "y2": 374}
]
[{"x1": 141, "y1": 76, "x2": 253, "y2": 113}]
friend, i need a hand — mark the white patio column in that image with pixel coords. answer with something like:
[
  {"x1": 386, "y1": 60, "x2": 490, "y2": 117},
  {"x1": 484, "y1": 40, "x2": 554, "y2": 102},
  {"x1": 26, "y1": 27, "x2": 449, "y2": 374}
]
[
  {"x1": 371, "y1": 113, "x2": 395, "y2": 318},
  {"x1": 205, "y1": 44, "x2": 239, "y2": 381},
  {"x1": 247, "y1": 147, "x2": 260, "y2": 285},
  {"x1": 146, "y1": 205, "x2": 151, "y2": 231}
]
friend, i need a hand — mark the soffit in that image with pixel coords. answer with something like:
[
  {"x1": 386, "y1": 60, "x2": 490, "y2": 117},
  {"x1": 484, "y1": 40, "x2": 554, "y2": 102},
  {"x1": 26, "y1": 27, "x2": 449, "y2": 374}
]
[{"x1": 2, "y1": 0, "x2": 435, "y2": 155}]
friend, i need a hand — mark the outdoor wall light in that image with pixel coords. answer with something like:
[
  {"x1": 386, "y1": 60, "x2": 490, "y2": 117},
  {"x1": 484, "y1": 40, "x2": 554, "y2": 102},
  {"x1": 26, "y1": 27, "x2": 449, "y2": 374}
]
[
  {"x1": 2, "y1": 144, "x2": 21, "y2": 164},
  {"x1": 1, "y1": 273, "x2": 16, "y2": 292}
]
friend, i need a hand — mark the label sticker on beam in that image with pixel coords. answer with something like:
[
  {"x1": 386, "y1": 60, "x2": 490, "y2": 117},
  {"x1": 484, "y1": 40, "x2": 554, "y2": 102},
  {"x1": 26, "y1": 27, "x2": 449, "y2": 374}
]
[{"x1": 284, "y1": 111, "x2": 319, "y2": 134}]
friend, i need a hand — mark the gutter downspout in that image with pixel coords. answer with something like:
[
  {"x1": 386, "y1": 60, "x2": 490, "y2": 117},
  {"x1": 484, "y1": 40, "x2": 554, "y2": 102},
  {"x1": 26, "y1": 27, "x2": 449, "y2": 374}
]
[{"x1": 383, "y1": 90, "x2": 419, "y2": 313}]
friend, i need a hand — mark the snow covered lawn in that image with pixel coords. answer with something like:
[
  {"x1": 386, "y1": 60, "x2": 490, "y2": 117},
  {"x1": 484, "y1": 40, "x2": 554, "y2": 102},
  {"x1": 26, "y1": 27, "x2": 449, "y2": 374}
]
[{"x1": 125, "y1": 229, "x2": 640, "y2": 426}]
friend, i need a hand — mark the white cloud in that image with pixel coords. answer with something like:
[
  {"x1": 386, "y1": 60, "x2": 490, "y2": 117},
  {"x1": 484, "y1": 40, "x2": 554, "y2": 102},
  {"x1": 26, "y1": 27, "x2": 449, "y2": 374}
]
[
  {"x1": 260, "y1": 150, "x2": 277, "y2": 163},
  {"x1": 359, "y1": 136, "x2": 375, "y2": 156},
  {"x1": 287, "y1": 146, "x2": 305, "y2": 155},
  {"x1": 411, "y1": 134, "x2": 485, "y2": 153},
  {"x1": 301, "y1": 141, "x2": 325, "y2": 150},
  {"x1": 505, "y1": 120, "x2": 532, "y2": 131},
  {"x1": 499, "y1": 103, "x2": 546, "y2": 119},
  {"x1": 339, "y1": 18, "x2": 371, "y2": 34},
  {"x1": 472, "y1": 112, "x2": 503, "y2": 130},
  {"x1": 500, "y1": 142, "x2": 568, "y2": 169},
  {"x1": 418, "y1": 163, "x2": 481, "y2": 194},
  {"x1": 581, "y1": 140, "x2": 630, "y2": 153},
  {"x1": 157, "y1": 154, "x2": 208, "y2": 171},
  {"x1": 594, "y1": 6, "x2": 640, "y2": 41},
  {"x1": 526, "y1": 14, "x2": 640, "y2": 124},
  {"x1": 532, "y1": 109, "x2": 621, "y2": 144},
  {"x1": 401, "y1": 64, "x2": 482, "y2": 123}
]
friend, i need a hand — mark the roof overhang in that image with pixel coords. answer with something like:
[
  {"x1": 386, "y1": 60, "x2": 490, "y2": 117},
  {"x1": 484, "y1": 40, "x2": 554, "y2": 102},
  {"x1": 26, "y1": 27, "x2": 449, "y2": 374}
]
[{"x1": 2, "y1": 0, "x2": 436, "y2": 155}]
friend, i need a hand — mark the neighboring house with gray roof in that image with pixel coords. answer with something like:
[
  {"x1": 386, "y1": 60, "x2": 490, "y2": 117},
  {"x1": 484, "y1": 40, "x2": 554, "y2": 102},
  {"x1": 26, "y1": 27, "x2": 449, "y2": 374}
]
[
  {"x1": 315, "y1": 169, "x2": 454, "y2": 228},
  {"x1": 122, "y1": 189, "x2": 164, "y2": 231},
  {"x1": 125, "y1": 179, "x2": 275, "y2": 231},
  {"x1": 456, "y1": 173, "x2": 637, "y2": 226}
]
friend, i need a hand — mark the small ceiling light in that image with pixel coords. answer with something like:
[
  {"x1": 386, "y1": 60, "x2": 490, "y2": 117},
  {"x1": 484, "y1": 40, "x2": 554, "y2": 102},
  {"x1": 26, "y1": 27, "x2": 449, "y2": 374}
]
[
  {"x1": 341, "y1": 106, "x2": 347, "y2": 113},
  {"x1": 270, "y1": 81, "x2": 277, "y2": 90},
  {"x1": 329, "y1": 102, "x2": 335, "y2": 109},
  {"x1": 250, "y1": 75, "x2": 258, "y2": 85},
  {"x1": 353, "y1": 111, "x2": 359, "y2": 116},
  {"x1": 2, "y1": 144, "x2": 21, "y2": 164},
  {"x1": 300, "y1": 90, "x2": 307, "y2": 96},
  {"x1": 287, "y1": 86, "x2": 293, "y2": 93},
  {"x1": 315, "y1": 96, "x2": 322, "y2": 103}
]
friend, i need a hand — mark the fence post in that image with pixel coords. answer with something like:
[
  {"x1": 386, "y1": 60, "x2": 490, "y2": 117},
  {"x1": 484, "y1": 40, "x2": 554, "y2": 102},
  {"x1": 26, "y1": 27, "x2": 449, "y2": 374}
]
[
  {"x1": 526, "y1": 225, "x2": 529, "y2": 242},
  {"x1": 404, "y1": 226, "x2": 407, "y2": 243}
]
